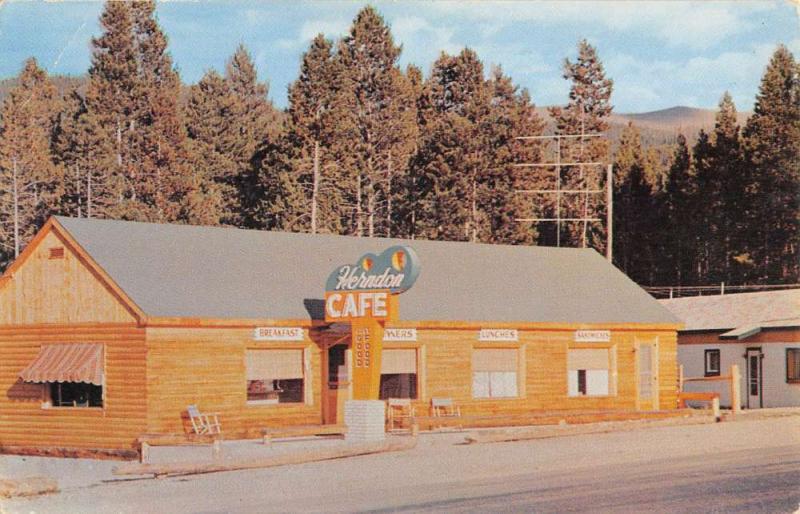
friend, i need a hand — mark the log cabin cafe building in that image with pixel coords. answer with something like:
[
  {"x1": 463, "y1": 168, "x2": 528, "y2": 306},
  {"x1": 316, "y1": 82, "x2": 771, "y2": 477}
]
[{"x1": 0, "y1": 216, "x2": 681, "y2": 456}]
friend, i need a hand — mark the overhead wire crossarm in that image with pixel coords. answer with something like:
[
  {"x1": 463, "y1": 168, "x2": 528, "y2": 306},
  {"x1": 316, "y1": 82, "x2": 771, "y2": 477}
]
[{"x1": 513, "y1": 131, "x2": 612, "y2": 259}]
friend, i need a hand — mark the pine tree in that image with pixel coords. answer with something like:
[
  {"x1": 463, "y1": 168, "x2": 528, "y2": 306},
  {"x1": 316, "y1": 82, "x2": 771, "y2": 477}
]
[
  {"x1": 693, "y1": 93, "x2": 747, "y2": 284},
  {"x1": 80, "y1": 0, "x2": 200, "y2": 223},
  {"x1": 483, "y1": 65, "x2": 544, "y2": 245},
  {"x1": 337, "y1": 6, "x2": 417, "y2": 237},
  {"x1": 613, "y1": 123, "x2": 654, "y2": 283},
  {"x1": 743, "y1": 45, "x2": 800, "y2": 282},
  {"x1": 660, "y1": 134, "x2": 695, "y2": 285},
  {"x1": 412, "y1": 49, "x2": 491, "y2": 242},
  {"x1": 548, "y1": 40, "x2": 613, "y2": 251},
  {"x1": 225, "y1": 45, "x2": 282, "y2": 228},
  {"x1": 183, "y1": 70, "x2": 238, "y2": 225},
  {"x1": 271, "y1": 34, "x2": 351, "y2": 234},
  {"x1": 0, "y1": 58, "x2": 64, "y2": 265},
  {"x1": 691, "y1": 129, "x2": 714, "y2": 283}
]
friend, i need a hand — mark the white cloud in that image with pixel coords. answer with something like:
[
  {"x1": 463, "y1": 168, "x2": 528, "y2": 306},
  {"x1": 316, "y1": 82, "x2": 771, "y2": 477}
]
[
  {"x1": 422, "y1": 1, "x2": 776, "y2": 49},
  {"x1": 299, "y1": 18, "x2": 351, "y2": 41}
]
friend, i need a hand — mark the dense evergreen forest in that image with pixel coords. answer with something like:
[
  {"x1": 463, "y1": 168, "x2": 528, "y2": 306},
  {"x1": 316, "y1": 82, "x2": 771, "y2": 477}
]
[{"x1": 0, "y1": 1, "x2": 797, "y2": 289}]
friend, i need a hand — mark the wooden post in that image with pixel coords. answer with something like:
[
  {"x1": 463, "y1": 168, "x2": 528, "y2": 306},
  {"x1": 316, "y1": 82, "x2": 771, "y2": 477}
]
[
  {"x1": 678, "y1": 364, "x2": 684, "y2": 392},
  {"x1": 712, "y1": 397, "x2": 720, "y2": 422},
  {"x1": 140, "y1": 442, "x2": 150, "y2": 464},
  {"x1": 211, "y1": 439, "x2": 222, "y2": 461},
  {"x1": 730, "y1": 364, "x2": 741, "y2": 415},
  {"x1": 411, "y1": 422, "x2": 419, "y2": 437}
]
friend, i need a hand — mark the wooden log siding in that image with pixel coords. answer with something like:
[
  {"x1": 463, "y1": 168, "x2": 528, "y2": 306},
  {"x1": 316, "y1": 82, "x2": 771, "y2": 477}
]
[
  {"x1": 0, "y1": 325, "x2": 146, "y2": 451},
  {"x1": 395, "y1": 329, "x2": 677, "y2": 417},
  {"x1": 0, "y1": 230, "x2": 138, "y2": 325},
  {"x1": 145, "y1": 327, "x2": 323, "y2": 439}
]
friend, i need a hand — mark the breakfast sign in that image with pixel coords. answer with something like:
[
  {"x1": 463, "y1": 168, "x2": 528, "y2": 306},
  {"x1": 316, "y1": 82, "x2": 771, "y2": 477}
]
[{"x1": 324, "y1": 246, "x2": 420, "y2": 399}]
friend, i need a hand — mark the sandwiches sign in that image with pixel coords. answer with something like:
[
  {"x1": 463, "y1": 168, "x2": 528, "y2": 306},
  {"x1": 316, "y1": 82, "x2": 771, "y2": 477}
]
[{"x1": 324, "y1": 246, "x2": 420, "y2": 322}]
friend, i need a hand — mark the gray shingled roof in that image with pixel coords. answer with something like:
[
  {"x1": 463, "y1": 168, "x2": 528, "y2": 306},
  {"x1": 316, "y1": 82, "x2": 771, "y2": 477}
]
[
  {"x1": 659, "y1": 289, "x2": 800, "y2": 332},
  {"x1": 56, "y1": 216, "x2": 678, "y2": 324}
]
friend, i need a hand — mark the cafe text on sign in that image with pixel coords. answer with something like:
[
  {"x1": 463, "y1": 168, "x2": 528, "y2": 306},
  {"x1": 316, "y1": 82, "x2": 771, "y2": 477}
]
[
  {"x1": 324, "y1": 291, "x2": 390, "y2": 322},
  {"x1": 253, "y1": 327, "x2": 304, "y2": 341},
  {"x1": 574, "y1": 330, "x2": 611, "y2": 342}
]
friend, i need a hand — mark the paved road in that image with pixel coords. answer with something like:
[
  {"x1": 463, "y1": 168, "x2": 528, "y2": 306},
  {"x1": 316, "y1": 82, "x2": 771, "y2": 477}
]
[
  {"x1": 4, "y1": 417, "x2": 800, "y2": 513},
  {"x1": 364, "y1": 445, "x2": 800, "y2": 514}
]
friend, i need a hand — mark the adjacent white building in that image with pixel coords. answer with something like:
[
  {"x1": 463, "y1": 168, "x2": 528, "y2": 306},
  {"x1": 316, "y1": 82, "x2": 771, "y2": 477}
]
[{"x1": 661, "y1": 290, "x2": 800, "y2": 409}]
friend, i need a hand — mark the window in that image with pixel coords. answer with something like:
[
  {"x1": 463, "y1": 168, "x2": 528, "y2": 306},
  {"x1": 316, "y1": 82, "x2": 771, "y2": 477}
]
[
  {"x1": 473, "y1": 348, "x2": 518, "y2": 398},
  {"x1": 246, "y1": 349, "x2": 305, "y2": 404},
  {"x1": 568, "y1": 348, "x2": 613, "y2": 397},
  {"x1": 380, "y1": 348, "x2": 418, "y2": 400},
  {"x1": 787, "y1": 348, "x2": 800, "y2": 384},
  {"x1": 705, "y1": 349, "x2": 721, "y2": 377},
  {"x1": 49, "y1": 382, "x2": 103, "y2": 407}
]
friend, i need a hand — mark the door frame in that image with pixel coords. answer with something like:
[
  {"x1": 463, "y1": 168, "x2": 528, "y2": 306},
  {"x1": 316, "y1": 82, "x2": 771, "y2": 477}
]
[
  {"x1": 745, "y1": 347, "x2": 763, "y2": 409},
  {"x1": 635, "y1": 338, "x2": 659, "y2": 411},
  {"x1": 322, "y1": 341, "x2": 352, "y2": 425}
]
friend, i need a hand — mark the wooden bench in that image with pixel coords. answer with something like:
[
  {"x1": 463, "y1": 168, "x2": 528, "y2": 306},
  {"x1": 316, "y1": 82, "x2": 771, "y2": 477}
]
[
  {"x1": 261, "y1": 425, "x2": 345, "y2": 445},
  {"x1": 678, "y1": 391, "x2": 721, "y2": 420}
]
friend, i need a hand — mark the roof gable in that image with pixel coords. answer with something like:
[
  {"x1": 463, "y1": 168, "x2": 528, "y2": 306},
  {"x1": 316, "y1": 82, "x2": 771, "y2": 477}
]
[
  {"x1": 0, "y1": 219, "x2": 143, "y2": 325},
  {"x1": 54, "y1": 216, "x2": 678, "y2": 325}
]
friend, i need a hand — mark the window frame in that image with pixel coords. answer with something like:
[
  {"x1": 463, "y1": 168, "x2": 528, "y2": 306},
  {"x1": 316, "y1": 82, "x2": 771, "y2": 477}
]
[
  {"x1": 380, "y1": 346, "x2": 421, "y2": 401},
  {"x1": 567, "y1": 345, "x2": 617, "y2": 398},
  {"x1": 786, "y1": 348, "x2": 800, "y2": 384},
  {"x1": 471, "y1": 345, "x2": 524, "y2": 400},
  {"x1": 704, "y1": 349, "x2": 721, "y2": 377},
  {"x1": 245, "y1": 345, "x2": 310, "y2": 406}
]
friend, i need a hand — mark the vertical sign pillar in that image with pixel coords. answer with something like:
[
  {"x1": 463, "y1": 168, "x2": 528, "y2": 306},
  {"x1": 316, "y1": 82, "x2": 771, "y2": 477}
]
[{"x1": 351, "y1": 317, "x2": 384, "y2": 399}]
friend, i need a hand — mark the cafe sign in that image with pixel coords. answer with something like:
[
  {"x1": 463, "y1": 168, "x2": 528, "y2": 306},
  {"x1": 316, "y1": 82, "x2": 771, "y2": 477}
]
[
  {"x1": 324, "y1": 246, "x2": 420, "y2": 322},
  {"x1": 324, "y1": 245, "x2": 420, "y2": 400}
]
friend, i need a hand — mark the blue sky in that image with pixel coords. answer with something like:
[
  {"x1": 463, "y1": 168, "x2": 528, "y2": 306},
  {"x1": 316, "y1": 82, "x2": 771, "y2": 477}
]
[{"x1": 0, "y1": 1, "x2": 797, "y2": 113}]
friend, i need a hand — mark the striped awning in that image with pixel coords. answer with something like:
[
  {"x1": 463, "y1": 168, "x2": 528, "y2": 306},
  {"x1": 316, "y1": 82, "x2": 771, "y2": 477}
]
[{"x1": 19, "y1": 344, "x2": 104, "y2": 385}]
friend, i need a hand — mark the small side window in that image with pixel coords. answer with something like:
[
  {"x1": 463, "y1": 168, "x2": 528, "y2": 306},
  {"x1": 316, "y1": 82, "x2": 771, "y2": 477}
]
[
  {"x1": 786, "y1": 348, "x2": 800, "y2": 384},
  {"x1": 704, "y1": 349, "x2": 720, "y2": 377}
]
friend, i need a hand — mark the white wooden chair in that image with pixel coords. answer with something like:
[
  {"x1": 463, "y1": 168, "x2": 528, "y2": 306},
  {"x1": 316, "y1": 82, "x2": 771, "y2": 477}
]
[
  {"x1": 187, "y1": 404, "x2": 222, "y2": 435},
  {"x1": 431, "y1": 397, "x2": 462, "y2": 430},
  {"x1": 386, "y1": 398, "x2": 415, "y2": 432}
]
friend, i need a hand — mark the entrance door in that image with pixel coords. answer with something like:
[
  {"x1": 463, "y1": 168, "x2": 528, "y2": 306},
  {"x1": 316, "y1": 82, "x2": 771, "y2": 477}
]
[
  {"x1": 637, "y1": 341, "x2": 659, "y2": 410},
  {"x1": 323, "y1": 343, "x2": 351, "y2": 424},
  {"x1": 745, "y1": 348, "x2": 762, "y2": 409}
]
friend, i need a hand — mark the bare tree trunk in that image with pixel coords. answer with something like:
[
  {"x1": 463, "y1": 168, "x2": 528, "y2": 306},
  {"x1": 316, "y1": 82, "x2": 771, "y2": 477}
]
[
  {"x1": 12, "y1": 157, "x2": 20, "y2": 258},
  {"x1": 87, "y1": 171, "x2": 93, "y2": 218},
  {"x1": 386, "y1": 153, "x2": 392, "y2": 238},
  {"x1": 470, "y1": 178, "x2": 478, "y2": 243},
  {"x1": 367, "y1": 158, "x2": 375, "y2": 238},
  {"x1": 311, "y1": 140, "x2": 320, "y2": 234},
  {"x1": 76, "y1": 164, "x2": 82, "y2": 218},
  {"x1": 356, "y1": 173, "x2": 363, "y2": 237}
]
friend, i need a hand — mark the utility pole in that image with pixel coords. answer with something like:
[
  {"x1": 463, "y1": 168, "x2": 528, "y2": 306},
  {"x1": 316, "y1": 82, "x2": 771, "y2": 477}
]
[{"x1": 606, "y1": 164, "x2": 613, "y2": 263}]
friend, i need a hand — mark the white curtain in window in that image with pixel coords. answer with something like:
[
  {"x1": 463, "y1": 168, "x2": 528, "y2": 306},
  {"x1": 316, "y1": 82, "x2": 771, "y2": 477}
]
[
  {"x1": 490, "y1": 371, "x2": 518, "y2": 397},
  {"x1": 586, "y1": 370, "x2": 609, "y2": 395},
  {"x1": 473, "y1": 371, "x2": 490, "y2": 398},
  {"x1": 568, "y1": 349, "x2": 609, "y2": 370},
  {"x1": 246, "y1": 349, "x2": 303, "y2": 380},
  {"x1": 381, "y1": 349, "x2": 417, "y2": 374}
]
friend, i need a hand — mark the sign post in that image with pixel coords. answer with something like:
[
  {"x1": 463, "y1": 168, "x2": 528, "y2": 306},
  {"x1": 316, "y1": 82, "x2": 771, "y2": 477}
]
[{"x1": 324, "y1": 246, "x2": 419, "y2": 400}]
